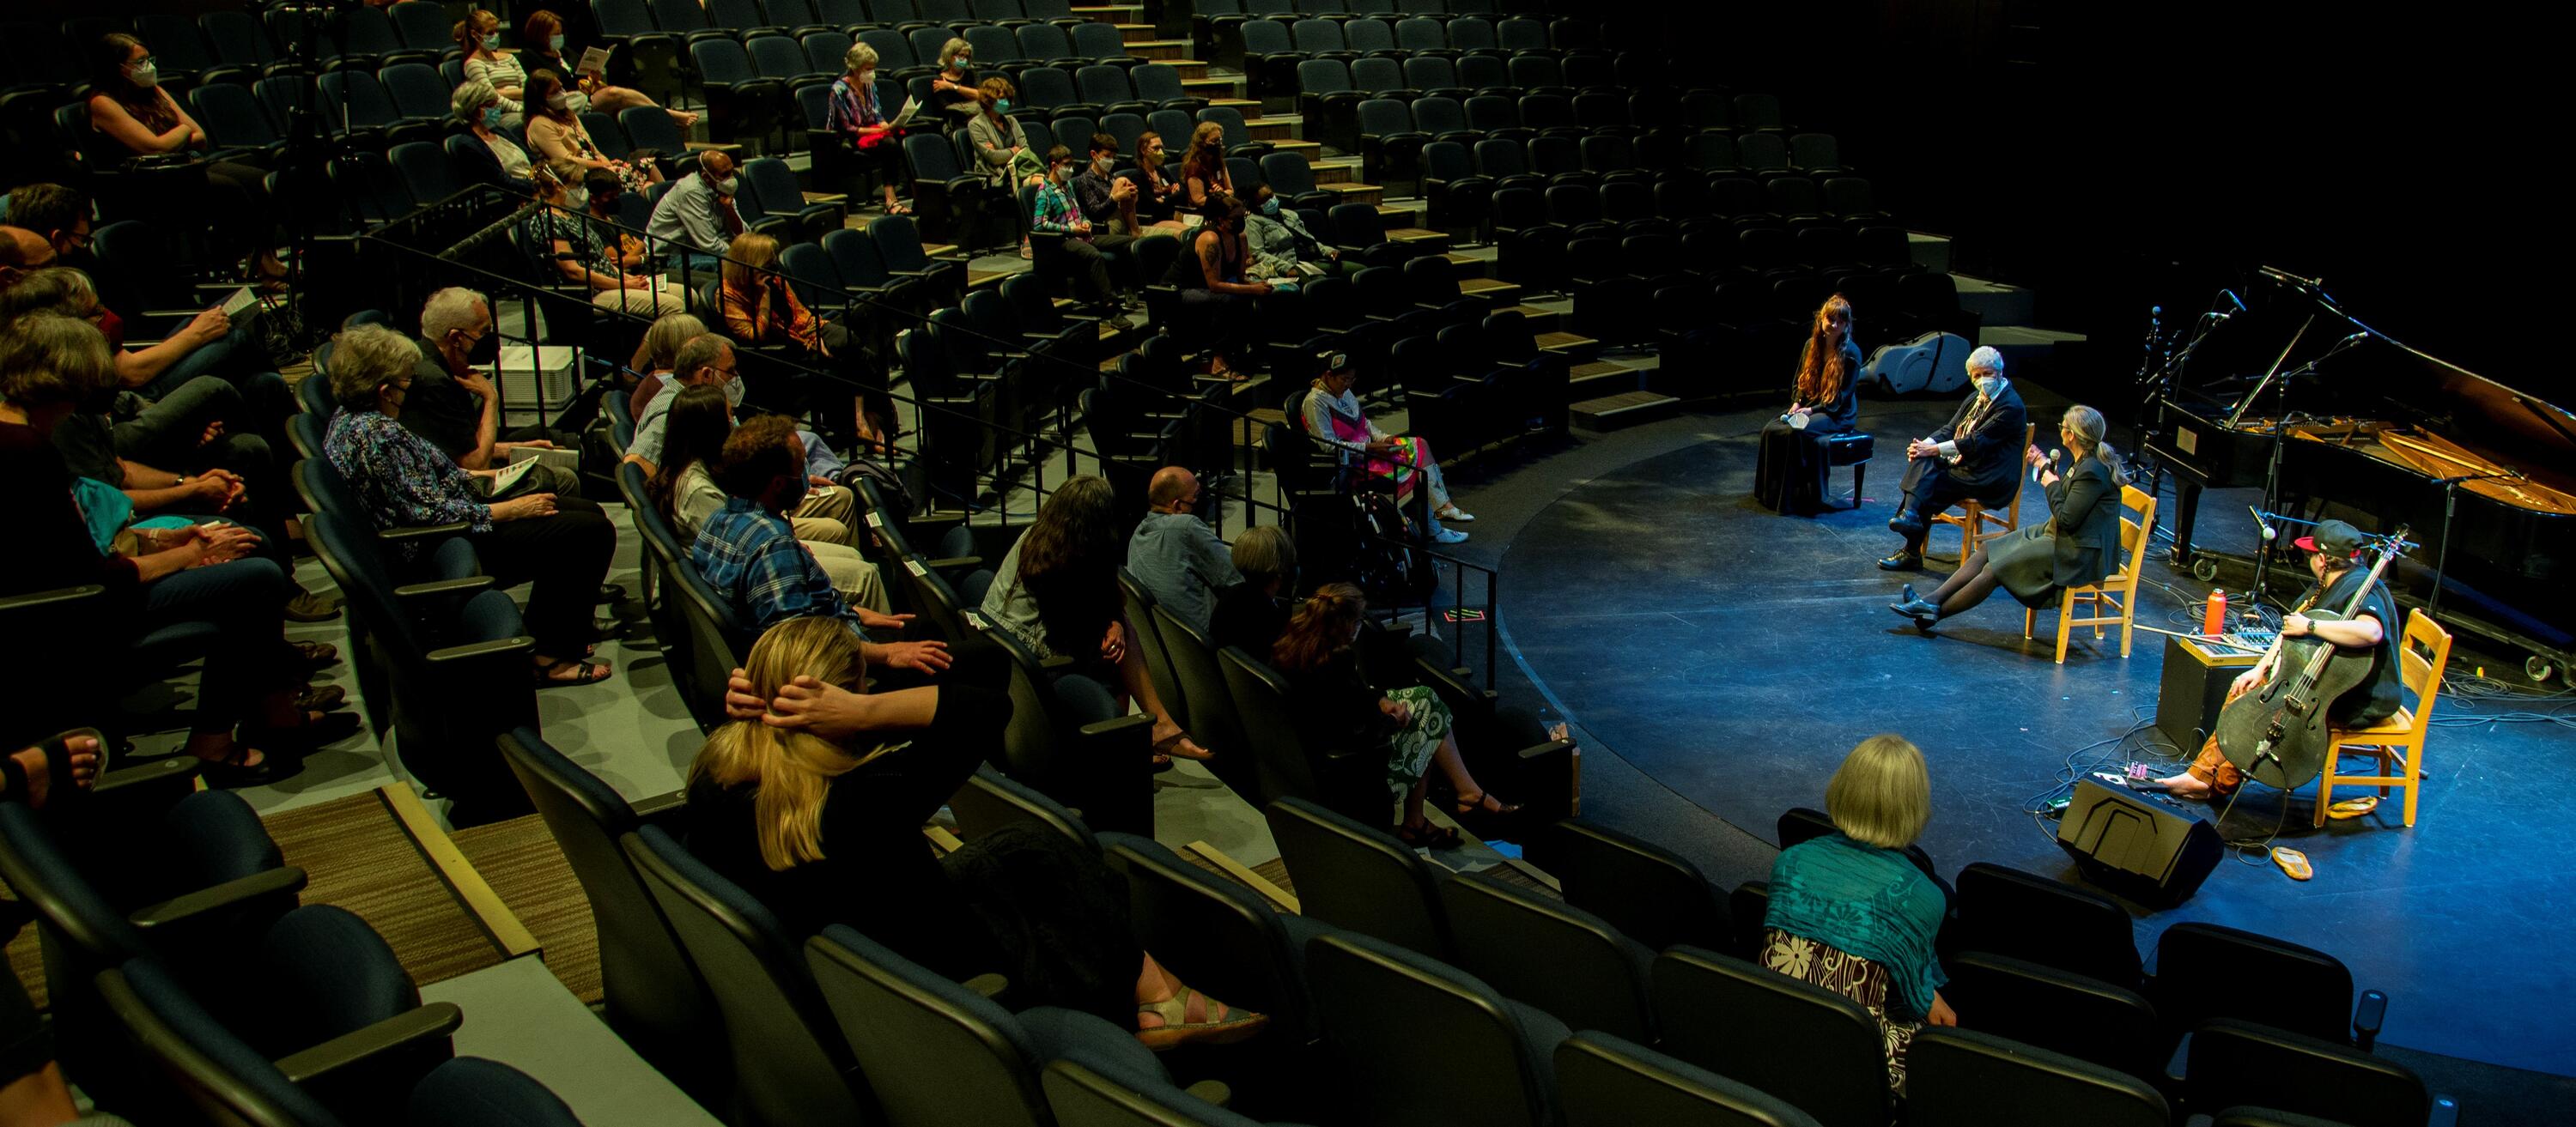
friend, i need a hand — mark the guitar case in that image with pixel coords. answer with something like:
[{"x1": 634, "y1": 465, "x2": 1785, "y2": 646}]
[{"x1": 1862, "y1": 331, "x2": 1971, "y2": 394}]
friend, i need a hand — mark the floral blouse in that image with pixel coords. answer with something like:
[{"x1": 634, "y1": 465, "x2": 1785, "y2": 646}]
[{"x1": 323, "y1": 409, "x2": 492, "y2": 559}]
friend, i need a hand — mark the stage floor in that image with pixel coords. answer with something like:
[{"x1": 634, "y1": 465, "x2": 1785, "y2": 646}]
[{"x1": 1494, "y1": 398, "x2": 2576, "y2": 1075}]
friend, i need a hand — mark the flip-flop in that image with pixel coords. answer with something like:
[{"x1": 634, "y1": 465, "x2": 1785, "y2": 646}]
[
  {"x1": 1151, "y1": 731, "x2": 1212, "y2": 761},
  {"x1": 2271, "y1": 847, "x2": 2312, "y2": 882},
  {"x1": 2325, "y1": 796, "x2": 2380, "y2": 820},
  {"x1": 534, "y1": 659, "x2": 614, "y2": 688}
]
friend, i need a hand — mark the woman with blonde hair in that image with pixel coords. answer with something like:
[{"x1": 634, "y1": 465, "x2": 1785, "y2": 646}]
[
  {"x1": 1180, "y1": 122, "x2": 1232, "y2": 209},
  {"x1": 824, "y1": 41, "x2": 905, "y2": 214},
  {"x1": 1761, "y1": 734, "x2": 1953, "y2": 1093},
  {"x1": 1889, "y1": 403, "x2": 2126, "y2": 630},
  {"x1": 1269, "y1": 584, "x2": 1521, "y2": 848},
  {"x1": 966, "y1": 76, "x2": 1041, "y2": 256},
  {"x1": 1755, "y1": 293, "x2": 1863, "y2": 514},
  {"x1": 456, "y1": 9, "x2": 526, "y2": 131},
  {"x1": 719, "y1": 232, "x2": 875, "y2": 448},
  {"x1": 692, "y1": 618, "x2": 1267, "y2": 1047}
]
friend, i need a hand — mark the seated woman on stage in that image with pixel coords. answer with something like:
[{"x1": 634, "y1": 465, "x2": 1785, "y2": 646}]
[
  {"x1": 1755, "y1": 294, "x2": 1862, "y2": 514},
  {"x1": 1301, "y1": 350, "x2": 1473, "y2": 544},
  {"x1": 1269, "y1": 584, "x2": 1519, "y2": 849},
  {"x1": 1762, "y1": 735, "x2": 1954, "y2": 1094},
  {"x1": 694, "y1": 617, "x2": 1266, "y2": 1048},
  {"x1": 1888, "y1": 404, "x2": 2124, "y2": 631}
]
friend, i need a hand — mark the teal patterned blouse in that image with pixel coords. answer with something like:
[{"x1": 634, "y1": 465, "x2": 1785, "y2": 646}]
[{"x1": 1763, "y1": 833, "x2": 1948, "y2": 1020}]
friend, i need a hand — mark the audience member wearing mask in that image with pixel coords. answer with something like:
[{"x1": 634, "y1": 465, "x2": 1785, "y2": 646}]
[
  {"x1": 1179, "y1": 123, "x2": 1232, "y2": 210},
  {"x1": 1162, "y1": 195, "x2": 1270, "y2": 381},
  {"x1": 968, "y1": 78, "x2": 1041, "y2": 257},
  {"x1": 457, "y1": 9, "x2": 526, "y2": 131},
  {"x1": 519, "y1": 160, "x2": 689, "y2": 317},
  {"x1": 1880, "y1": 345, "x2": 2027, "y2": 572},
  {"x1": 82, "y1": 33, "x2": 284, "y2": 283},
  {"x1": 525, "y1": 70, "x2": 661, "y2": 193},
  {"x1": 406, "y1": 287, "x2": 580, "y2": 496},
  {"x1": 647, "y1": 150, "x2": 750, "y2": 274},
  {"x1": 928, "y1": 38, "x2": 979, "y2": 122},
  {"x1": 1242, "y1": 185, "x2": 1339, "y2": 282},
  {"x1": 450, "y1": 78, "x2": 537, "y2": 192},
  {"x1": 519, "y1": 8, "x2": 697, "y2": 127},
  {"x1": 1121, "y1": 131, "x2": 1188, "y2": 232},
  {"x1": 1125, "y1": 467, "x2": 1238, "y2": 636},
  {"x1": 1031, "y1": 144, "x2": 1136, "y2": 330},
  {"x1": 824, "y1": 42, "x2": 906, "y2": 215}
]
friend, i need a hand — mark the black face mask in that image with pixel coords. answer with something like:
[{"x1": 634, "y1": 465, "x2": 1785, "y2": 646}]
[{"x1": 465, "y1": 330, "x2": 501, "y2": 367}]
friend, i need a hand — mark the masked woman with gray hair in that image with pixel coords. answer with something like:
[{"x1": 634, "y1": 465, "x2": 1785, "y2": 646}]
[{"x1": 1889, "y1": 404, "x2": 2125, "y2": 630}]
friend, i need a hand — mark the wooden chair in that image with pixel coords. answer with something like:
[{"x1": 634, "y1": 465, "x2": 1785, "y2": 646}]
[
  {"x1": 1934, "y1": 422, "x2": 2035, "y2": 560},
  {"x1": 2026, "y1": 484, "x2": 2156, "y2": 664},
  {"x1": 2312, "y1": 609, "x2": 2451, "y2": 828}
]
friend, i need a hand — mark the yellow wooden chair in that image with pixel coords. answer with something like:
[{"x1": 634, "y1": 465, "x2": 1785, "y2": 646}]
[
  {"x1": 2312, "y1": 609, "x2": 2451, "y2": 827},
  {"x1": 2025, "y1": 484, "x2": 2156, "y2": 664},
  {"x1": 1933, "y1": 422, "x2": 2035, "y2": 560}
]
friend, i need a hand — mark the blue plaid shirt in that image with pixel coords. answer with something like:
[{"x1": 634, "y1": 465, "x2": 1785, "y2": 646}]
[{"x1": 690, "y1": 496, "x2": 863, "y2": 633}]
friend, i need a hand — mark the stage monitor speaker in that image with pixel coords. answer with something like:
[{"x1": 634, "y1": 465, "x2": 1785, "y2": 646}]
[
  {"x1": 2056, "y1": 780, "x2": 2223, "y2": 908},
  {"x1": 2157, "y1": 634, "x2": 2257, "y2": 754}
]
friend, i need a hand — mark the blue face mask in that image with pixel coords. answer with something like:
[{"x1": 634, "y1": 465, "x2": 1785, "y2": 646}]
[
  {"x1": 482, "y1": 105, "x2": 507, "y2": 130},
  {"x1": 1261, "y1": 197, "x2": 1280, "y2": 216},
  {"x1": 994, "y1": 98, "x2": 1012, "y2": 114},
  {"x1": 1975, "y1": 374, "x2": 2004, "y2": 397},
  {"x1": 550, "y1": 33, "x2": 566, "y2": 51}
]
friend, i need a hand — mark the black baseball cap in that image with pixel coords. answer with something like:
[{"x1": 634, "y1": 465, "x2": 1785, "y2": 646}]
[{"x1": 2293, "y1": 518, "x2": 2366, "y2": 558}]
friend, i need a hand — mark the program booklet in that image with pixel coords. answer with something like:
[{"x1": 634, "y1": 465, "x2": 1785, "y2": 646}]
[{"x1": 577, "y1": 46, "x2": 612, "y2": 76}]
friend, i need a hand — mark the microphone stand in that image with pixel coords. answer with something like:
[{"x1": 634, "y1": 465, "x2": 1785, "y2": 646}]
[
  {"x1": 2245, "y1": 333, "x2": 2370, "y2": 605},
  {"x1": 2427, "y1": 470, "x2": 2523, "y2": 620}
]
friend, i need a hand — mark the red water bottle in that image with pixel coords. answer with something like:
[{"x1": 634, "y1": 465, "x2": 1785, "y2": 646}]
[{"x1": 2203, "y1": 590, "x2": 2227, "y2": 635}]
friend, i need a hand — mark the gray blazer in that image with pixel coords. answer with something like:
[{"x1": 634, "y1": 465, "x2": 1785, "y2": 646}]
[{"x1": 964, "y1": 111, "x2": 1031, "y2": 186}]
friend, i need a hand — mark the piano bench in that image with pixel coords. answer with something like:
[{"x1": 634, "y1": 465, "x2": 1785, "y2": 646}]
[{"x1": 1823, "y1": 432, "x2": 1875, "y2": 511}]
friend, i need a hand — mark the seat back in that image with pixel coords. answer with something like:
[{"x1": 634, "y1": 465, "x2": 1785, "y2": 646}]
[
  {"x1": 1263, "y1": 797, "x2": 1449, "y2": 958},
  {"x1": 1098, "y1": 833, "x2": 1317, "y2": 1043},
  {"x1": 496, "y1": 729, "x2": 723, "y2": 1100},
  {"x1": 1554, "y1": 1032, "x2": 1823, "y2": 1127},
  {"x1": 1041, "y1": 1056, "x2": 1270, "y2": 1127},
  {"x1": 1649, "y1": 947, "x2": 1889, "y2": 1127},
  {"x1": 1438, "y1": 872, "x2": 1653, "y2": 1042},
  {"x1": 1117, "y1": 569, "x2": 1188, "y2": 727},
  {"x1": 94, "y1": 960, "x2": 355, "y2": 1127},
  {"x1": 1941, "y1": 952, "x2": 2167, "y2": 1086},
  {"x1": 1906, "y1": 1027, "x2": 2167, "y2": 1127},
  {"x1": 2154, "y1": 923, "x2": 2354, "y2": 1044},
  {"x1": 951, "y1": 766, "x2": 1102, "y2": 853},
  {"x1": 2184, "y1": 1019, "x2": 2431, "y2": 1127},
  {"x1": 1304, "y1": 930, "x2": 1562, "y2": 1127},
  {"x1": 624, "y1": 825, "x2": 871, "y2": 1126},
  {"x1": 805, "y1": 925, "x2": 1057, "y2": 1127},
  {"x1": 2391, "y1": 608, "x2": 2452, "y2": 714},
  {"x1": 1538, "y1": 818, "x2": 1730, "y2": 952},
  {"x1": 1154, "y1": 604, "x2": 1247, "y2": 762},
  {"x1": 1950, "y1": 861, "x2": 2141, "y2": 989}
]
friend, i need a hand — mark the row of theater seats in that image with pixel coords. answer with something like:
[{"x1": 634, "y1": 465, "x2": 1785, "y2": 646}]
[
  {"x1": 1239, "y1": 23, "x2": 1661, "y2": 100},
  {"x1": 1197, "y1": 4, "x2": 1570, "y2": 73},
  {"x1": 0, "y1": 759, "x2": 581, "y2": 1123}
]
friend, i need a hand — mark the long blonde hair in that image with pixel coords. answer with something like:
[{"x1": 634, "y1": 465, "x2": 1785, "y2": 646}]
[
  {"x1": 2060, "y1": 404, "x2": 2125, "y2": 482},
  {"x1": 689, "y1": 618, "x2": 884, "y2": 870}
]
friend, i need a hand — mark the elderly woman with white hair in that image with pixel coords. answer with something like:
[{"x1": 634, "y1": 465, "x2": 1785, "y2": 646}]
[
  {"x1": 1881, "y1": 345, "x2": 2027, "y2": 571},
  {"x1": 322, "y1": 323, "x2": 617, "y2": 686},
  {"x1": 450, "y1": 78, "x2": 537, "y2": 192},
  {"x1": 1762, "y1": 735, "x2": 1954, "y2": 1094},
  {"x1": 1890, "y1": 404, "x2": 2127, "y2": 631},
  {"x1": 823, "y1": 41, "x2": 907, "y2": 215}
]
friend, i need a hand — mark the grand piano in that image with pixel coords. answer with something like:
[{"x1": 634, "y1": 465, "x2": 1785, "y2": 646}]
[{"x1": 2144, "y1": 280, "x2": 2576, "y2": 666}]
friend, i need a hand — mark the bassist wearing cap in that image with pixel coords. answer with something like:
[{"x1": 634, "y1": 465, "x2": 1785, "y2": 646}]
[{"x1": 2152, "y1": 518, "x2": 2403, "y2": 799}]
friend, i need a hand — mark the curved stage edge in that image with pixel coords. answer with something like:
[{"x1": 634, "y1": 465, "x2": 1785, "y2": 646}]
[{"x1": 1491, "y1": 405, "x2": 2576, "y2": 1076}]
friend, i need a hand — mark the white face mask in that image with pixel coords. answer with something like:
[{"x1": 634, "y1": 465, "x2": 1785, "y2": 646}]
[
  {"x1": 722, "y1": 371, "x2": 745, "y2": 408},
  {"x1": 565, "y1": 185, "x2": 590, "y2": 210},
  {"x1": 126, "y1": 59, "x2": 160, "y2": 88},
  {"x1": 1974, "y1": 374, "x2": 2005, "y2": 397},
  {"x1": 711, "y1": 175, "x2": 738, "y2": 197},
  {"x1": 546, "y1": 93, "x2": 572, "y2": 112}
]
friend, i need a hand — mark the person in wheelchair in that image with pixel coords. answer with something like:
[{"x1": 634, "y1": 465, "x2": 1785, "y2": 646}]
[{"x1": 1299, "y1": 351, "x2": 1473, "y2": 545}]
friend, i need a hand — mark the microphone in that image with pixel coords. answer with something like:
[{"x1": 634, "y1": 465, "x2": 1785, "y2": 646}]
[
  {"x1": 2035, "y1": 447, "x2": 2062, "y2": 482},
  {"x1": 2250, "y1": 506, "x2": 2275, "y2": 542},
  {"x1": 2210, "y1": 311, "x2": 2233, "y2": 323},
  {"x1": 2222, "y1": 288, "x2": 2247, "y2": 312}
]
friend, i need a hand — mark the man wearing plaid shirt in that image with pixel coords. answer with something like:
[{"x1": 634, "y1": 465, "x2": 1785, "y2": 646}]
[{"x1": 690, "y1": 415, "x2": 954, "y2": 676}]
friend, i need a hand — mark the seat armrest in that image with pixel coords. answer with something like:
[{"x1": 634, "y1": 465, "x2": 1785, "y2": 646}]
[
  {"x1": 93, "y1": 756, "x2": 202, "y2": 797},
  {"x1": 129, "y1": 866, "x2": 312, "y2": 930},
  {"x1": 380, "y1": 521, "x2": 472, "y2": 542},
  {"x1": 424, "y1": 635, "x2": 538, "y2": 663},
  {"x1": 274, "y1": 1003, "x2": 467, "y2": 1086},
  {"x1": 0, "y1": 584, "x2": 106, "y2": 615},
  {"x1": 2353, "y1": 988, "x2": 2387, "y2": 1050},
  {"x1": 393, "y1": 576, "x2": 495, "y2": 601},
  {"x1": 921, "y1": 555, "x2": 981, "y2": 572},
  {"x1": 633, "y1": 789, "x2": 689, "y2": 827}
]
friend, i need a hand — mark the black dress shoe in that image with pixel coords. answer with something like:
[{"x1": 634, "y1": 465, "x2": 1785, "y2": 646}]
[
  {"x1": 1888, "y1": 512, "x2": 1926, "y2": 539},
  {"x1": 1877, "y1": 552, "x2": 1923, "y2": 572}
]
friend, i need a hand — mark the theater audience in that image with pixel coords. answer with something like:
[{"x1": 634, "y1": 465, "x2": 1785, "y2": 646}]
[
  {"x1": 521, "y1": 160, "x2": 689, "y2": 317},
  {"x1": 1180, "y1": 124, "x2": 1232, "y2": 209},
  {"x1": 693, "y1": 617, "x2": 1266, "y2": 1047},
  {"x1": 83, "y1": 33, "x2": 283, "y2": 283},
  {"x1": 323, "y1": 322, "x2": 615, "y2": 687},
  {"x1": 1164, "y1": 195, "x2": 1268, "y2": 380},
  {"x1": 0, "y1": 258, "x2": 291, "y2": 434},
  {"x1": 823, "y1": 43, "x2": 905, "y2": 215},
  {"x1": 647, "y1": 151, "x2": 748, "y2": 275},
  {"x1": 1127, "y1": 467, "x2": 1237, "y2": 635},
  {"x1": 458, "y1": 10, "x2": 526, "y2": 131},
  {"x1": 979, "y1": 476, "x2": 1208, "y2": 762},
  {"x1": 653, "y1": 390, "x2": 888, "y2": 611},
  {"x1": 519, "y1": 8, "x2": 696, "y2": 126},
  {"x1": 407, "y1": 288, "x2": 580, "y2": 494},
  {"x1": 1210, "y1": 525, "x2": 1297, "y2": 657},
  {"x1": 688, "y1": 416, "x2": 945, "y2": 676},
  {"x1": 1269, "y1": 584, "x2": 1518, "y2": 848},
  {"x1": 1761, "y1": 734, "x2": 1953, "y2": 1094},
  {"x1": 967, "y1": 78, "x2": 1040, "y2": 258},
  {"x1": 1243, "y1": 185, "x2": 1338, "y2": 282},
  {"x1": 1123, "y1": 131, "x2": 1188, "y2": 233},
  {"x1": 3, "y1": 312, "x2": 352, "y2": 785},
  {"x1": 1032, "y1": 143, "x2": 1136, "y2": 329},
  {"x1": 720, "y1": 230, "x2": 864, "y2": 436},
  {"x1": 450, "y1": 79, "x2": 536, "y2": 192},
  {"x1": 1303, "y1": 350, "x2": 1473, "y2": 544},
  {"x1": 524, "y1": 72, "x2": 660, "y2": 193},
  {"x1": 1755, "y1": 294, "x2": 1862, "y2": 515}
]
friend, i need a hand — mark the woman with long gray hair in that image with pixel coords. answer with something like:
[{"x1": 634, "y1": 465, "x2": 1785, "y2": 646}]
[{"x1": 1888, "y1": 404, "x2": 2126, "y2": 630}]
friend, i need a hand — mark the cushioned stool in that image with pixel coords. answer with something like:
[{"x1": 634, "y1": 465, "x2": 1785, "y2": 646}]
[{"x1": 1821, "y1": 432, "x2": 1874, "y2": 510}]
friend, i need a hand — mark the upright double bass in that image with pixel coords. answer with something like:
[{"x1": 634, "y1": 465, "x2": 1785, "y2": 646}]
[{"x1": 2214, "y1": 527, "x2": 2409, "y2": 791}]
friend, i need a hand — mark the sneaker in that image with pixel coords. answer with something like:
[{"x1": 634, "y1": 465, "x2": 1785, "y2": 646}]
[
  {"x1": 1435, "y1": 505, "x2": 1475, "y2": 523},
  {"x1": 1432, "y1": 527, "x2": 1469, "y2": 545}
]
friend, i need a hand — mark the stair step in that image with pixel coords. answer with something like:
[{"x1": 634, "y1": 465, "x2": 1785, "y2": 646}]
[
  {"x1": 1310, "y1": 158, "x2": 1362, "y2": 185},
  {"x1": 1386, "y1": 227, "x2": 1449, "y2": 250},
  {"x1": 1244, "y1": 118, "x2": 1298, "y2": 141},
  {"x1": 1115, "y1": 22, "x2": 1157, "y2": 44},
  {"x1": 1074, "y1": 5, "x2": 1146, "y2": 22},
  {"x1": 1907, "y1": 232, "x2": 1952, "y2": 274},
  {"x1": 1569, "y1": 359, "x2": 1644, "y2": 394},
  {"x1": 1571, "y1": 390, "x2": 1679, "y2": 430},
  {"x1": 1459, "y1": 276, "x2": 1520, "y2": 304},
  {"x1": 1181, "y1": 76, "x2": 1244, "y2": 98},
  {"x1": 1953, "y1": 272, "x2": 2033, "y2": 326},
  {"x1": 1129, "y1": 39, "x2": 1194, "y2": 62},
  {"x1": 1315, "y1": 181, "x2": 1381, "y2": 205},
  {"x1": 1536, "y1": 330, "x2": 1599, "y2": 354},
  {"x1": 1211, "y1": 96, "x2": 1262, "y2": 121},
  {"x1": 1502, "y1": 304, "x2": 1560, "y2": 332}
]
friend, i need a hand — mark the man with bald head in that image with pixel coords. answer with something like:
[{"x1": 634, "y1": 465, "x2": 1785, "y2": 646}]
[
  {"x1": 1126, "y1": 465, "x2": 1240, "y2": 633},
  {"x1": 646, "y1": 149, "x2": 745, "y2": 275},
  {"x1": 0, "y1": 226, "x2": 52, "y2": 289}
]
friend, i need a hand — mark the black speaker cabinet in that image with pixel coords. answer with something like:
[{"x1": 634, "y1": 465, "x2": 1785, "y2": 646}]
[
  {"x1": 2056, "y1": 780, "x2": 2224, "y2": 908},
  {"x1": 2157, "y1": 634, "x2": 2258, "y2": 754}
]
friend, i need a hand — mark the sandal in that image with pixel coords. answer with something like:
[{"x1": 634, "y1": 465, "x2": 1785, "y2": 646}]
[
  {"x1": 1135, "y1": 988, "x2": 1268, "y2": 1051},
  {"x1": 885, "y1": 202, "x2": 912, "y2": 215},
  {"x1": 534, "y1": 658, "x2": 615, "y2": 688},
  {"x1": 1452, "y1": 790, "x2": 1522, "y2": 818},
  {"x1": 292, "y1": 640, "x2": 340, "y2": 667},
  {"x1": 2, "y1": 728, "x2": 104, "y2": 808},
  {"x1": 1394, "y1": 820, "x2": 1461, "y2": 850},
  {"x1": 197, "y1": 740, "x2": 282, "y2": 789},
  {"x1": 1151, "y1": 730, "x2": 1212, "y2": 761}
]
